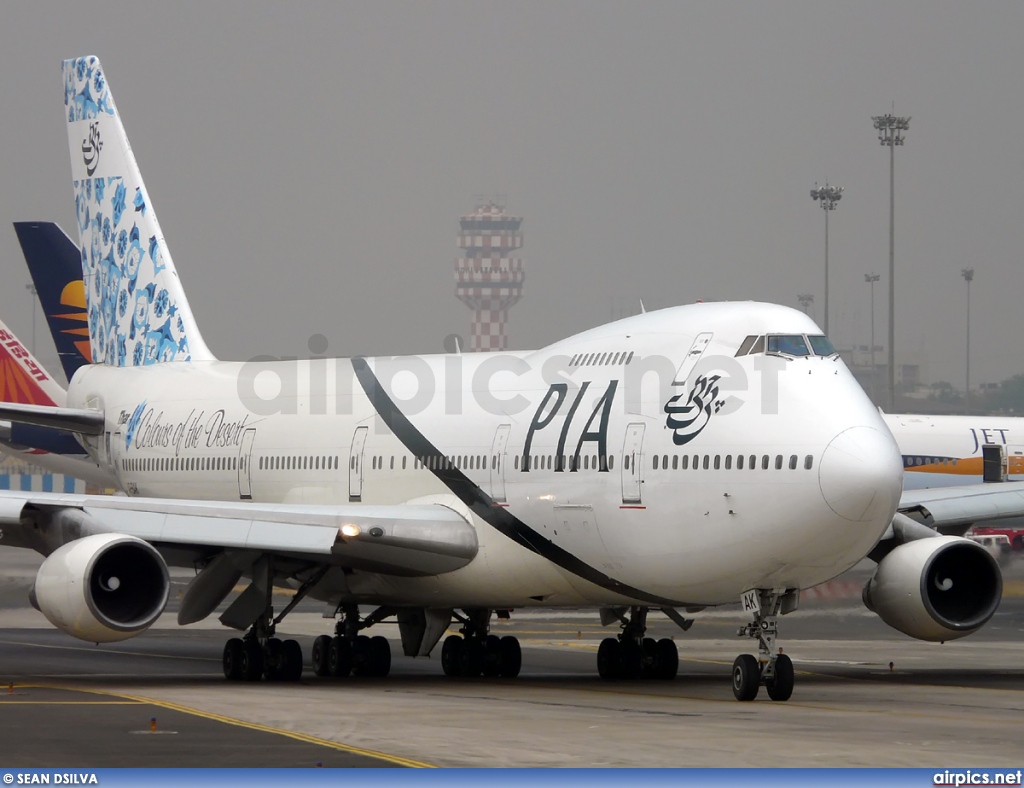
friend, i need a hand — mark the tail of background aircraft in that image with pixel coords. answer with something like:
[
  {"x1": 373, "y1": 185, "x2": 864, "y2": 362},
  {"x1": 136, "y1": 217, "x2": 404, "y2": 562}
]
[
  {"x1": 64, "y1": 56, "x2": 214, "y2": 367},
  {"x1": 0, "y1": 316, "x2": 66, "y2": 407},
  {"x1": 14, "y1": 222, "x2": 93, "y2": 383}
]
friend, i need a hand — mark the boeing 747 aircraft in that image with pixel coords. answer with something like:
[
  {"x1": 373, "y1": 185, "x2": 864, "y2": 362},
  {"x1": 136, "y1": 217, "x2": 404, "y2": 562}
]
[{"x1": 0, "y1": 57, "x2": 1010, "y2": 702}]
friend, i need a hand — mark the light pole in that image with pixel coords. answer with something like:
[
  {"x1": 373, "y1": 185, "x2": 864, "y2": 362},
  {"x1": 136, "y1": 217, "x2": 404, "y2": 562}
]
[
  {"x1": 810, "y1": 182, "x2": 843, "y2": 335},
  {"x1": 24, "y1": 283, "x2": 37, "y2": 356},
  {"x1": 865, "y1": 273, "x2": 880, "y2": 401},
  {"x1": 962, "y1": 267, "x2": 974, "y2": 414},
  {"x1": 872, "y1": 111, "x2": 910, "y2": 410},
  {"x1": 797, "y1": 293, "x2": 814, "y2": 315}
]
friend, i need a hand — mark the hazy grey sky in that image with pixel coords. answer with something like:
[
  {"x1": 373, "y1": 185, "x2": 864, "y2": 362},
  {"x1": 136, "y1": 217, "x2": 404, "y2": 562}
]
[{"x1": 0, "y1": 2, "x2": 1021, "y2": 389}]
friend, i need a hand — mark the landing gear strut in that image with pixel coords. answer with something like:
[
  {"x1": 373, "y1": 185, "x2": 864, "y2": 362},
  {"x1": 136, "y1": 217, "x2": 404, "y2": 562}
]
[
  {"x1": 732, "y1": 590, "x2": 795, "y2": 702},
  {"x1": 440, "y1": 609, "x2": 521, "y2": 678},
  {"x1": 311, "y1": 605, "x2": 393, "y2": 678},
  {"x1": 597, "y1": 606, "x2": 678, "y2": 681}
]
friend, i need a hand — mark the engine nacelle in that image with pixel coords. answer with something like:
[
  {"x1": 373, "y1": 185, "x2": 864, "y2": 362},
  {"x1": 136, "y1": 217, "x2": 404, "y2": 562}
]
[
  {"x1": 31, "y1": 533, "x2": 170, "y2": 643},
  {"x1": 863, "y1": 535, "x2": 1002, "y2": 642}
]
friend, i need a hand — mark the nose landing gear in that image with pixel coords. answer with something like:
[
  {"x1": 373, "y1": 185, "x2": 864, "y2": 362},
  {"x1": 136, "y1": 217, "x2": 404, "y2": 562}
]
[{"x1": 732, "y1": 589, "x2": 796, "y2": 701}]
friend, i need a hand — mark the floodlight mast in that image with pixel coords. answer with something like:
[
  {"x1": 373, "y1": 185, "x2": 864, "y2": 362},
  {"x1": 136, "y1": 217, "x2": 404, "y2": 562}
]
[
  {"x1": 865, "y1": 273, "x2": 880, "y2": 402},
  {"x1": 962, "y1": 267, "x2": 974, "y2": 414},
  {"x1": 872, "y1": 112, "x2": 910, "y2": 410},
  {"x1": 810, "y1": 183, "x2": 843, "y2": 336}
]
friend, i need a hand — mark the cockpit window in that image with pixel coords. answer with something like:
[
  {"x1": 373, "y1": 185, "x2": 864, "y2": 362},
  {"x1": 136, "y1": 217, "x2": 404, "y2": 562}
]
[
  {"x1": 807, "y1": 335, "x2": 837, "y2": 356},
  {"x1": 736, "y1": 335, "x2": 758, "y2": 356},
  {"x1": 737, "y1": 333, "x2": 836, "y2": 358},
  {"x1": 766, "y1": 334, "x2": 810, "y2": 356},
  {"x1": 734, "y1": 335, "x2": 766, "y2": 357}
]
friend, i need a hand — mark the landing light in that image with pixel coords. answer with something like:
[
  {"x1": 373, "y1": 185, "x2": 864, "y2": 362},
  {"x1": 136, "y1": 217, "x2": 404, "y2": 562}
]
[{"x1": 340, "y1": 524, "x2": 361, "y2": 538}]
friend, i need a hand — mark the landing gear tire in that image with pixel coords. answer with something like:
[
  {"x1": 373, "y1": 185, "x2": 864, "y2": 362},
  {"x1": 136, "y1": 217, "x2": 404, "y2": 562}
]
[
  {"x1": 441, "y1": 635, "x2": 464, "y2": 677},
  {"x1": 352, "y1": 635, "x2": 373, "y2": 677},
  {"x1": 481, "y1": 635, "x2": 502, "y2": 677},
  {"x1": 367, "y1": 636, "x2": 391, "y2": 678},
  {"x1": 732, "y1": 654, "x2": 760, "y2": 702},
  {"x1": 654, "y1": 638, "x2": 679, "y2": 680},
  {"x1": 282, "y1": 638, "x2": 303, "y2": 681},
  {"x1": 264, "y1": 637, "x2": 285, "y2": 681},
  {"x1": 328, "y1": 635, "x2": 352, "y2": 677},
  {"x1": 312, "y1": 635, "x2": 332, "y2": 677},
  {"x1": 223, "y1": 638, "x2": 243, "y2": 680},
  {"x1": 765, "y1": 653, "x2": 794, "y2": 702},
  {"x1": 597, "y1": 637, "x2": 621, "y2": 680},
  {"x1": 497, "y1": 636, "x2": 521, "y2": 678},
  {"x1": 240, "y1": 639, "x2": 265, "y2": 682},
  {"x1": 620, "y1": 639, "x2": 643, "y2": 680},
  {"x1": 459, "y1": 637, "x2": 484, "y2": 678}
]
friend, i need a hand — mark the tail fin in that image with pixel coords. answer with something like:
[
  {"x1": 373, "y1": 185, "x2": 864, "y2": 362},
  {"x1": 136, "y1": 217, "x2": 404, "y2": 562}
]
[
  {"x1": 14, "y1": 221, "x2": 93, "y2": 382},
  {"x1": 63, "y1": 56, "x2": 214, "y2": 366},
  {"x1": 0, "y1": 316, "x2": 66, "y2": 407}
]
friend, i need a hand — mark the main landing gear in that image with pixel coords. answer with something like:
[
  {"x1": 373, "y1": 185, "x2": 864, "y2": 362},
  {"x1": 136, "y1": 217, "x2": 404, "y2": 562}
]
[
  {"x1": 440, "y1": 609, "x2": 522, "y2": 678},
  {"x1": 222, "y1": 558, "x2": 314, "y2": 682},
  {"x1": 732, "y1": 590, "x2": 795, "y2": 702},
  {"x1": 311, "y1": 606, "x2": 393, "y2": 678},
  {"x1": 597, "y1": 606, "x2": 679, "y2": 681}
]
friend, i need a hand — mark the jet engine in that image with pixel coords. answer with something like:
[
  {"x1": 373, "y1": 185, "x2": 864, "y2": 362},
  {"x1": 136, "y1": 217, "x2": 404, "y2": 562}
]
[
  {"x1": 31, "y1": 533, "x2": 170, "y2": 643},
  {"x1": 862, "y1": 535, "x2": 1002, "y2": 642}
]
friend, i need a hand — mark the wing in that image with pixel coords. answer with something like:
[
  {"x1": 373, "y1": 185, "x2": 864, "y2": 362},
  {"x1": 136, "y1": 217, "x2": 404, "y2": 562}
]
[
  {"x1": 0, "y1": 402, "x2": 104, "y2": 435},
  {"x1": 0, "y1": 489, "x2": 478, "y2": 577},
  {"x1": 898, "y1": 482, "x2": 1024, "y2": 535}
]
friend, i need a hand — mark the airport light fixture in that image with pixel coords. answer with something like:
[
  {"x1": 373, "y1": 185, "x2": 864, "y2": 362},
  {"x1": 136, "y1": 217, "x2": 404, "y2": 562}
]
[
  {"x1": 962, "y1": 267, "x2": 974, "y2": 414},
  {"x1": 797, "y1": 293, "x2": 814, "y2": 314},
  {"x1": 865, "y1": 273, "x2": 880, "y2": 402},
  {"x1": 810, "y1": 182, "x2": 843, "y2": 336},
  {"x1": 872, "y1": 111, "x2": 910, "y2": 410}
]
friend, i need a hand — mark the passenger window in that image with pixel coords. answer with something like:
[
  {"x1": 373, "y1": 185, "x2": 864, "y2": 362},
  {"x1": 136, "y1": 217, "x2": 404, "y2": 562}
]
[
  {"x1": 737, "y1": 454, "x2": 744, "y2": 470},
  {"x1": 789, "y1": 455, "x2": 798, "y2": 470},
  {"x1": 725, "y1": 455, "x2": 732, "y2": 470},
  {"x1": 804, "y1": 455, "x2": 813, "y2": 470},
  {"x1": 624, "y1": 455, "x2": 630, "y2": 470},
  {"x1": 775, "y1": 455, "x2": 783, "y2": 470},
  {"x1": 653, "y1": 455, "x2": 659, "y2": 470},
  {"x1": 608, "y1": 455, "x2": 615, "y2": 470},
  {"x1": 762, "y1": 455, "x2": 769, "y2": 470},
  {"x1": 702, "y1": 455, "x2": 710, "y2": 470},
  {"x1": 714, "y1": 455, "x2": 721, "y2": 470},
  {"x1": 681, "y1": 455, "x2": 689, "y2": 470},
  {"x1": 672, "y1": 455, "x2": 678, "y2": 470}
]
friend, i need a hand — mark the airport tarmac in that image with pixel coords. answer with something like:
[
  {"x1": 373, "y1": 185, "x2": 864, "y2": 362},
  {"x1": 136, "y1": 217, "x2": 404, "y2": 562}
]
[{"x1": 1, "y1": 546, "x2": 1023, "y2": 768}]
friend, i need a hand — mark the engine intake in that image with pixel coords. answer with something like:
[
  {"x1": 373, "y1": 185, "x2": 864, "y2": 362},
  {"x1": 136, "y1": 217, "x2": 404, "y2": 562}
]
[
  {"x1": 863, "y1": 535, "x2": 1002, "y2": 642},
  {"x1": 32, "y1": 533, "x2": 170, "y2": 643}
]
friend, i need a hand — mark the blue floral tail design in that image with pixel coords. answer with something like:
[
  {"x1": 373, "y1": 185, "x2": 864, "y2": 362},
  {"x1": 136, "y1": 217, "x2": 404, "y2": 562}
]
[{"x1": 63, "y1": 57, "x2": 215, "y2": 367}]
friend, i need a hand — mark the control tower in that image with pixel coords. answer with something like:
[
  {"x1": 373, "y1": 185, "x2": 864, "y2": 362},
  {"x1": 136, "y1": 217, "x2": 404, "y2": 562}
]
[{"x1": 454, "y1": 199, "x2": 525, "y2": 352}]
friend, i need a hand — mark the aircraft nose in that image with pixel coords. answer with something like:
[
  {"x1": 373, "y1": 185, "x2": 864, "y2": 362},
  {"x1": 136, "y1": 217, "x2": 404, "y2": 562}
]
[{"x1": 818, "y1": 426, "x2": 903, "y2": 523}]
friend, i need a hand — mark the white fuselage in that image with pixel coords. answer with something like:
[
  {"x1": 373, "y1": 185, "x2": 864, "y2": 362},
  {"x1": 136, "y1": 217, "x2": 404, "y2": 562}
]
[{"x1": 67, "y1": 303, "x2": 904, "y2": 610}]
